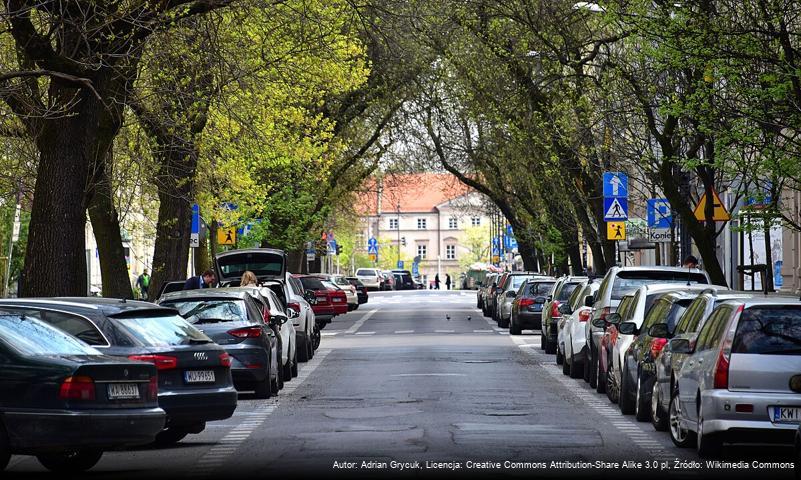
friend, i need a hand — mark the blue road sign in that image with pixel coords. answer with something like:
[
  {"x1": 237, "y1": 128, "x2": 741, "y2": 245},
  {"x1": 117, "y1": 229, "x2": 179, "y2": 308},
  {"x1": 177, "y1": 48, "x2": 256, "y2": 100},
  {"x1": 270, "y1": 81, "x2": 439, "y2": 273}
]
[
  {"x1": 191, "y1": 204, "x2": 199, "y2": 234},
  {"x1": 492, "y1": 236, "x2": 500, "y2": 247},
  {"x1": 506, "y1": 225, "x2": 514, "y2": 236},
  {"x1": 397, "y1": 260, "x2": 404, "y2": 269},
  {"x1": 328, "y1": 240, "x2": 337, "y2": 254},
  {"x1": 412, "y1": 263, "x2": 419, "y2": 275},
  {"x1": 603, "y1": 172, "x2": 628, "y2": 198},
  {"x1": 368, "y1": 237, "x2": 378, "y2": 248},
  {"x1": 603, "y1": 197, "x2": 629, "y2": 221},
  {"x1": 647, "y1": 199, "x2": 672, "y2": 228},
  {"x1": 504, "y1": 234, "x2": 518, "y2": 250},
  {"x1": 368, "y1": 245, "x2": 378, "y2": 254}
]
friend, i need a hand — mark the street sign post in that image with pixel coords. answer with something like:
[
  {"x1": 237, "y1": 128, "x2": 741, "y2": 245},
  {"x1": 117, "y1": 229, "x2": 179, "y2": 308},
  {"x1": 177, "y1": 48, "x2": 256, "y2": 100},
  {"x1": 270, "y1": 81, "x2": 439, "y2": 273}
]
[
  {"x1": 603, "y1": 197, "x2": 629, "y2": 221},
  {"x1": 397, "y1": 260, "x2": 404, "y2": 269},
  {"x1": 649, "y1": 228, "x2": 672, "y2": 242},
  {"x1": 218, "y1": 228, "x2": 236, "y2": 246},
  {"x1": 412, "y1": 263, "x2": 419, "y2": 276},
  {"x1": 190, "y1": 204, "x2": 200, "y2": 248},
  {"x1": 603, "y1": 172, "x2": 628, "y2": 198},
  {"x1": 647, "y1": 199, "x2": 672, "y2": 228},
  {"x1": 607, "y1": 222, "x2": 626, "y2": 240},
  {"x1": 693, "y1": 189, "x2": 731, "y2": 221}
]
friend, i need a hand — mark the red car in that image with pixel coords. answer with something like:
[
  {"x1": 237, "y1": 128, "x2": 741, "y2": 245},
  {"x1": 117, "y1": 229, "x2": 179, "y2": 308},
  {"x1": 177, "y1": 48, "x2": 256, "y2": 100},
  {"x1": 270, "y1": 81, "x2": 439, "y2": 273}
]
[
  {"x1": 294, "y1": 275, "x2": 335, "y2": 324},
  {"x1": 320, "y1": 279, "x2": 349, "y2": 315}
]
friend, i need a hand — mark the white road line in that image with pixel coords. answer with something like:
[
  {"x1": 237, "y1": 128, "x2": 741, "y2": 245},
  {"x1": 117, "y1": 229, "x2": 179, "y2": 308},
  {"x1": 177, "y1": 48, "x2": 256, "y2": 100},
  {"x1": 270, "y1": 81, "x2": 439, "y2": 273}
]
[
  {"x1": 190, "y1": 349, "x2": 332, "y2": 477},
  {"x1": 395, "y1": 330, "x2": 415, "y2": 334},
  {"x1": 320, "y1": 332, "x2": 339, "y2": 336},
  {"x1": 345, "y1": 309, "x2": 378, "y2": 334},
  {"x1": 435, "y1": 329, "x2": 455, "y2": 333},
  {"x1": 473, "y1": 329, "x2": 494, "y2": 333},
  {"x1": 391, "y1": 373, "x2": 466, "y2": 377},
  {"x1": 354, "y1": 331, "x2": 375, "y2": 335}
]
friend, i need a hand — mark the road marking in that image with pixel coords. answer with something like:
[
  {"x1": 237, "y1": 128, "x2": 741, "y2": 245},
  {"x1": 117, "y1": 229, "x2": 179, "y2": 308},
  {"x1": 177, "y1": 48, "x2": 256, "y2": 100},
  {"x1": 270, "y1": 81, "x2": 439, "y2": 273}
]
[
  {"x1": 434, "y1": 329, "x2": 455, "y2": 333},
  {"x1": 345, "y1": 309, "x2": 378, "y2": 334},
  {"x1": 391, "y1": 373, "x2": 466, "y2": 377},
  {"x1": 191, "y1": 349, "x2": 332, "y2": 477},
  {"x1": 395, "y1": 330, "x2": 415, "y2": 334},
  {"x1": 473, "y1": 329, "x2": 494, "y2": 333},
  {"x1": 355, "y1": 331, "x2": 375, "y2": 335},
  {"x1": 321, "y1": 332, "x2": 340, "y2": 336}
]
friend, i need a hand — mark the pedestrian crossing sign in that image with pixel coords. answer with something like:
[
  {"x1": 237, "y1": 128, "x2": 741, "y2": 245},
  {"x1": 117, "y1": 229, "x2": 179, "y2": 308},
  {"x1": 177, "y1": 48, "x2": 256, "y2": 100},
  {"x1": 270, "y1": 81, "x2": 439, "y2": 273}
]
[
  {"x1": 607, "y1": 222, "x2": 626, "y2": 240},
  {"x1": 218, "y1": 228, "x2": 236, "y2": 246},
  {"x1": 603, "y1": 197, "x2": 629, "y2": 221},
  {"x1": 693, "y1": 189, "x2": 731, "y2": 222}
]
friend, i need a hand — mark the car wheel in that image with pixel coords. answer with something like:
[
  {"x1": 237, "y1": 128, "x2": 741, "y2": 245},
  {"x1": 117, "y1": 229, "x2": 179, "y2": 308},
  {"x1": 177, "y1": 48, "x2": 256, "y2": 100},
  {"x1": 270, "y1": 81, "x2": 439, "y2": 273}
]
[
  {"x1": 254, "y1": 369, "x2": 272, "y2": 399},
  {"x1": 312, "y1": 325, "x2": 321, "y2": 350},
  {"x1": 0, "y1": 424, "x2": 10, "y2": 471},
  {"x1": 36, "y1": 450, "x2": 103, "y2": 473},
  {"x1": 556, "y1": 347, "x2": 564, "y2": 365},
  {"x1": 562, "y1": 354, "x2": 570, "y2": 375},
  {"x1": 583, "y1": 353, "x2": 591, "y2": 383},
  {"x1": 589, "y1": 348, "x2": 598, "y2": 389},
  {"x1": 569, "y1": 355, "x2": 582, "y2": 379},
  {"x1": 298, "y1": 336, "x2": 310, "y2": 362},
  {"x1": 510, "y1": 317, "x2": 522, "y2": 335},
  {"x1": 635, "y1": 372, "x2": 651, "y2": 422},
  {"x1": 669, "y1": 389, "x2": 695, "y2": 448},
  {"x1": 152, "y1": 428, "x2": 189, "y2": 446},
  {"x1": 595, "y1": 351, "x2": 606, "y2": 394},
  {"x1": 619, "y1": 362, "x2": 635, "y2": 414},
  {"x1": 697, "y1": 409, "x2": 723, "y2": 457},
  {"x1": 283, "y1": 357, "x2": 292, "y2": 382},
  {"x1": 651, "y1": 380, "x2": 668, "y2": 431},
  {"x1": 606, "y1": 362, "x2": 617, "y2": 403},
  {"x1": 540, "y1": 329, "x2": 547, "y2": 350},
  {"x1": 291, "y1": 348, "x2": 299, "y2": 378}
]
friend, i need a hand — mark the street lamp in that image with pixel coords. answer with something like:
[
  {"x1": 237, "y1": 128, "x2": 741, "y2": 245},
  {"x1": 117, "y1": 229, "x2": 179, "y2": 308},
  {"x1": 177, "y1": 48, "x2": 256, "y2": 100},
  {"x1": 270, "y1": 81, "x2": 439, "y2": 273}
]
[{"x1": 396, "y1": 202, "x2": 401, "y2": 265}]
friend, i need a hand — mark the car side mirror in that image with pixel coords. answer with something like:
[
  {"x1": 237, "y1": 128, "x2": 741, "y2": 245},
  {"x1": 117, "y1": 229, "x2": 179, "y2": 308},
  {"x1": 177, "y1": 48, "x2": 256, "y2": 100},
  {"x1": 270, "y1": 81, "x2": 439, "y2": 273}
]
[
  {"x1": 618, "y1": 321, "x2": 637, "y2": 335},
  {"x1": 606, "y1": 313, "x2": 622, "y2": 325},
  {"x1": 271, "y1": 314, "x2": 288, "y2": 326},
  {"x1": 584, "y1": 295, "x2": 595, "y2": 308},
  {"x1": 648, "y1": 323, "x2": 669, "y2": 339},
  {"x1": 668, "y1": 338, "x2": 692, "y2": 354},
  {"x1": 591, "y1": 318, "x2": 607, "y2": 329},
  {"x1": 546, "y1": 295, "x2": 553, "y2": 302},
  {"x1": 558, "y1": 304, "x2": 572, "y2": 315},
  {"x1": 287, "y1": 309, "x2": 300, "y2": 319},
  {"x1": 506, "y1": 290, "x2": 517, "y2": 298},
  {"x1": 304, "y1": 290, "x2": 315, "y2": 301}
]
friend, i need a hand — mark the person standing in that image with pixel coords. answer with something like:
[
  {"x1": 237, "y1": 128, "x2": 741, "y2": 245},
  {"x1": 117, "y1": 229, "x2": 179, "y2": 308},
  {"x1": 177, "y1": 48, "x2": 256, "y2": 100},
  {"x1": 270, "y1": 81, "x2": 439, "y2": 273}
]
[
  {"x1": 240, "y1": 271, "x2": 258, "y2": 287},
  {"x1": 136, "y1": 269, "x2": 151, "y2": 299},
  {"x1": 184, "y1": 269, "x2": 216, "y2": 290},
  {"x1": 682, "y1": 255, "x2": 699, "y2": 269},
  {"x1": 434, "y1": 273, "x2": 441, "y2": 290},
  {"x1": 445, "y1": 274, "x2": 451, "y2": 290}
]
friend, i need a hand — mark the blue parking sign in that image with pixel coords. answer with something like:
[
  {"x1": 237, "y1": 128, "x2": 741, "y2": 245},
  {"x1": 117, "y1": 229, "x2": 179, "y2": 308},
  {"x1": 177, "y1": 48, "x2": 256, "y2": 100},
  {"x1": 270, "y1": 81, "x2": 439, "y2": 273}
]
[{"x1": 647, "y1": 199, "x2": 672, "y2": 228}]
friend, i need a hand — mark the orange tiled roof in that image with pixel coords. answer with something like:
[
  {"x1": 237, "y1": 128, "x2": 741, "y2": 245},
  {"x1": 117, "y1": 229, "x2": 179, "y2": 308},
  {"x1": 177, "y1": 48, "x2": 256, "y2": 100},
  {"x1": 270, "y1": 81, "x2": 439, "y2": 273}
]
[{"x1": 357, "y1": 173, "x2": 472, "y2": 215}]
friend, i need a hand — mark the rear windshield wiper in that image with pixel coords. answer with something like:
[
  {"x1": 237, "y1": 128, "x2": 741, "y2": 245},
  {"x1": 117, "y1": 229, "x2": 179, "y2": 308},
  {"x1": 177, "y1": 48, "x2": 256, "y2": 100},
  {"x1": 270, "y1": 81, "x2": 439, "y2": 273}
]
[{"x1": 191, "y1": 317, "x2": 231, "y2": 324}]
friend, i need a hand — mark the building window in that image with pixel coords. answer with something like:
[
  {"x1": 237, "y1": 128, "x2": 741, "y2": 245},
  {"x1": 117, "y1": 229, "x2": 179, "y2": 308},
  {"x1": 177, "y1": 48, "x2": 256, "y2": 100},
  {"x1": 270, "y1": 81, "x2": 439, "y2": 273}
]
[
  {"x1": 471, "y1": 216, "x2": 481, "y2": 226},
  {"x1": 446, "y1": 245, "x2": 456, "y2": 260},
  {"x1": 389, "y1": 218, "x2": 398, "y2": 229},
  {"x1": 448, "y1": 217, "x2": 458, "y2": 229},
  {"x1": 417, "y1": 244, "x2": 427, "y2": 259},
  {"x1": 417, "y1": 218, "x2": 427, "y2": 229}
]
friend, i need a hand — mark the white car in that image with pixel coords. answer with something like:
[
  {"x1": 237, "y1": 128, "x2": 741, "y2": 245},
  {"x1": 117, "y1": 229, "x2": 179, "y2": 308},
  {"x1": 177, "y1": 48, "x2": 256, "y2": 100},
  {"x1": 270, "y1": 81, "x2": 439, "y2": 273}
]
[
  {"x1": 319, "y1": 274, "x2": 359, "y2": 311},
  {"x1": 286, "y1": 273, "x2": 318, "y2": 361},
  {"x1": 355, "y1": 268, "x2": 383, "y2": 290},
  {"x1": 560, "y1": 281, "x2": 600, "y2": 378}
]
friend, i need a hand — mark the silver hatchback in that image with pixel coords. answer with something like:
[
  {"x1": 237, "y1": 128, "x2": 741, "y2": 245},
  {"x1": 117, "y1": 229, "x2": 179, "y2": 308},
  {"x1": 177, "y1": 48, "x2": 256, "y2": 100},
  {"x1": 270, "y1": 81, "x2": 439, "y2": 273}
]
[{"x1": 670, "y1": 297, "x2": 801, "y2": 457}]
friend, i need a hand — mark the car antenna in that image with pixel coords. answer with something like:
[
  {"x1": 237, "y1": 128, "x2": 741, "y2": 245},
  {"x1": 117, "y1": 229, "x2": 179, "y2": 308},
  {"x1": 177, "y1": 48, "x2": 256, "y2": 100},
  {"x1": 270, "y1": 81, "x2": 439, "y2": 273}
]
[{"x1": 686, "y1": 264, "x2": 692, "y2": 287}]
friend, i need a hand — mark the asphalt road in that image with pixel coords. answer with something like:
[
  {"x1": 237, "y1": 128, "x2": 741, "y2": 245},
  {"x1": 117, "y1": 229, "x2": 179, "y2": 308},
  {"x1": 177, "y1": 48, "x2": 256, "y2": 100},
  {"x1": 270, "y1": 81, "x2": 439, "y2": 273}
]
[{"x1": 6, "y1": 290, "x2": 796, "y2": 479}]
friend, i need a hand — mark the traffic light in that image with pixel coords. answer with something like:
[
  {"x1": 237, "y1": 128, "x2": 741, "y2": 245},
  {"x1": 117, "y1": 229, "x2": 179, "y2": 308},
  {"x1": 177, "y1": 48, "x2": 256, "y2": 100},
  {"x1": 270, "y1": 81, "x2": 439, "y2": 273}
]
[
  {"x1": 401, "y1": 236, "x2": 406, "y2": 246},
  {"x1": 336, "y1": 244, "x2": 342, "y2": 255}
]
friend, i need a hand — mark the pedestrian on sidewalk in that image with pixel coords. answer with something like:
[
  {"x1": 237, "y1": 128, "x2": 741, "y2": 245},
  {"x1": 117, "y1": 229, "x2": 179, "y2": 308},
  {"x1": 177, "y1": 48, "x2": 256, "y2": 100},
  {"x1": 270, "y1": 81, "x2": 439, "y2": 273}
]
[
  {"x1": 184, "y1": 269, "x2": 216, "y2": 290},
  {"x1": 136, "y1": 269, "x2": 151, "y2": 299},
  {"x1": 434, "y1": 273, "x2": 441, "y2": 290},
  {"x1": 445, "y1": 274, "x2": 451, "y2": 290}
]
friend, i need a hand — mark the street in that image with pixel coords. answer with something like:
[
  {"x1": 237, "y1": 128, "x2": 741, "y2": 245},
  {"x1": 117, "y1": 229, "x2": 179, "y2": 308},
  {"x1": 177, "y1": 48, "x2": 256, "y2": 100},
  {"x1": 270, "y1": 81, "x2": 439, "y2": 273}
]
[{"x1": 5, "y1": 290, "x2": 795, "y2": 479}]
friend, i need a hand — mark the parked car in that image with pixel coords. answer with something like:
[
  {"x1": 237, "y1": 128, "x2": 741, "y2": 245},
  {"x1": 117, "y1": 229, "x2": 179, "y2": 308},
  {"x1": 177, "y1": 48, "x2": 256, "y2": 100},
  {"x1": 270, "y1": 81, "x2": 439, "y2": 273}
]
[
  {"x1": 542, "y1": 276, "x2": 588, "y2": 354},
  {"x1": 320, "y1": 279, "x2": 349, "y2": 316},
  {"x1": 486, "y1": 272, "x2": 509, "y2": 320},
  {"x1": 0, "y1": 312, "x2": 166, "y2": 472},
  {"x1": 596, "y1": 292, "x2": 635, "y2": 393},
  {"x1": 671, "y1": 297, "x2": 801, "y2": 456},
  {"x1": 316, "y1": 274, "x2": 359, "y2": 311},
  {"x1": 391, "y1": 270, "x2": 415, "y2": 290},
  {"x1": 345, "y1": 277, "x2": 369, "y2": 304},
  {"x1": 586, "y1": 266, "x2": 711, "y2": 389},
  {"x1": 286, "y1": 273, "x2": 318, "y2": 361},
  {"x1": 355, "y1": 268, "x2": 383, "y2": 291},
  {"x1": 509, "y1": 278, "x2": 557, "y2": 334},
  {"x1": 478, "y1": 273, "x2": 498, "y2": 311},
  {"x1": 651, "y1": 290, "x2": 755, "y2": 433},
  {"x1": 295, "y1": 274, "x2": 336, "y2": 326},
  {"x1": 0, "y1": 297, "x2": 237, "y2": 445},
  {"x1": 493, "y1": 272, "x2": 546, "y2": 327},
  {"x1": 158, "y1": 290, "x2": 281, "y2": 399},
  {"x1": 228, "y1": 286, "x2": 298, "y2": 382},
  {"x1": 560, "y1": 280, "x2": 601, "y2": 378},
  {"x1": 381, "y1": 271, "x2": 396, "y2": 290}
]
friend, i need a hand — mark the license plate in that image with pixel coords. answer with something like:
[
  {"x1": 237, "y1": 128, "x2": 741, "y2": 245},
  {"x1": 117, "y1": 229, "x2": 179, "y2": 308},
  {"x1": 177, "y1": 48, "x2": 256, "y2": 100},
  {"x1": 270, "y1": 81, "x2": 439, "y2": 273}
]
[
  {"x1": 107, "y1": 383, "x2": 140, "y2": 400},
  {"x1": 533, "y1": 304, "x2": 543, "y2": 311},
  {"x1": 333, "y1": 298, "x2": 343, "y2": 302},
  {"x1": 771, "y1": 406, "x2": 801, "y2": 424},
  {"x1": 185, "y1": 370, "x2": 215, "y2": 384}
]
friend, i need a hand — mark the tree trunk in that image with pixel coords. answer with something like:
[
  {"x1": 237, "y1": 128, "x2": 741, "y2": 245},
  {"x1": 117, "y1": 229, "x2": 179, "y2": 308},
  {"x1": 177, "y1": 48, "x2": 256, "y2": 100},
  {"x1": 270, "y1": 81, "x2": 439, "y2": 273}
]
[
  {"x1": 516, "y1": 236, "x2": 539, "y2": 271},
  {"x1": 87, "y1": 149, "x2": 133, "y2": 299},
  {"x1": 20, "y1": 85, "x2": 102, "y2": 297},
  {"x1": 194, "y1": 232, "x2": 211, "y2": 277},
  {"x1": 148, "y1": 149, "x2": 197, "y2": 301}
]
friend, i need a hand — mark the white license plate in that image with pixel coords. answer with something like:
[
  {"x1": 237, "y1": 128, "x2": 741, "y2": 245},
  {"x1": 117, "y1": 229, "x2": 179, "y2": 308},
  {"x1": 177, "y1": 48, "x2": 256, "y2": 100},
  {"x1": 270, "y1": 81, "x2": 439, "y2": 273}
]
[
  {"x1": 333, "y1": 298, "x2": 343, "y2": 302},
  {"x1": 185, "y1": 370, "x2": 215, "y2": 384},
  {"x1": 107, "y1": 383, "x2": 140, "y2": 400},
  {"x1": 770, "y1": 406, "x2": 801, "y2": 424}
]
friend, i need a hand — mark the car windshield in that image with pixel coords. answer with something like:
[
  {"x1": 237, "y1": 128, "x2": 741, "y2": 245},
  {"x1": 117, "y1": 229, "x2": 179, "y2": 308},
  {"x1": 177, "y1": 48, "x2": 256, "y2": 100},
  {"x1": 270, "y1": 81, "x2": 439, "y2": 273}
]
[
  {"x1": 299, "y1": 277, "x2": 326, "y2": 290},
  {"x1": 0, "y1": 315, "x2": 102, "y2": 356},
  {"x1": 356, "y1": 269, "x2": 376, "y2": 276},
  {"x1": 321, "y1": 280, "x2": 340, "y2": 290},
  {"x1": 509, "y1": 275, "x2": 536, "y2": 290},
  {"x1": 162, "y1": 299, "x2": 248, "y2": 324},
  {"x1": 218, "y1": 251, "x2": 282, "y2": 278},
  {"x1": 732, "y1": 306, "x2": 801, "y2": 355},
  {"x1": 557, "y1": 282, "x2": 582, "y2": 301},
  {"x1": 527, "y1": 282, "x2": 556, "y2": 296},
  {"x1": 612, "y1": 271, "x2": 708, "y2": 300},
  {"x1": 111, "y1": 313, "x2": 212, "y2": 346}
]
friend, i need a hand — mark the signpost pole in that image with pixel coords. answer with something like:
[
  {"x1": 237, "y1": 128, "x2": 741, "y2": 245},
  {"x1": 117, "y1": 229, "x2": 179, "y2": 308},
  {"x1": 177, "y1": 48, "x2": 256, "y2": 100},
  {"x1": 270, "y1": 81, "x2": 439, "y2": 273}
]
[{"x1": 4, "y1": 188, "x2": 21, "y2": 298}]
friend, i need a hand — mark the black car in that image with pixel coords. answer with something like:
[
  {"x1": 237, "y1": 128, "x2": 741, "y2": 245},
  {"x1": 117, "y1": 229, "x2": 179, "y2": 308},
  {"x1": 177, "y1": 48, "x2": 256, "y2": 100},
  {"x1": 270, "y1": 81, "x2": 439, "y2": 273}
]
[
  {"x1": 509, "y1": 279, "x2": 557, "y2": 334},
  {"x1": 345, "y1": 277, "x2": 369, "y2": 304},
  {"x1": 159, "y1": 289, "x2": 282, "y2": 399},
  {"x1": 0, "y1": 298, "x2": 237, "y2": 446},
  {"x1": 391, "y1": 270, "x2": 415, "y2": 290},
  {"x1": 0, "y1": 313, "x2": 165, "y2": 472}
]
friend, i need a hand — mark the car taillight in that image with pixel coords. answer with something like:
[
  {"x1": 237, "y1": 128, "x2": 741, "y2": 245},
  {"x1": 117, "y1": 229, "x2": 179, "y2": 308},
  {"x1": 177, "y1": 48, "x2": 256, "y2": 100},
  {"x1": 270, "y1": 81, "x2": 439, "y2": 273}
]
[
  {"x1": 148, "y1": 375, "x2": 158, "y2": 401},
  {"x1": 520, "y1": 298, "x2": 534, "y2": 308},
  {"x1": 650, "y1": 338, "x2": 668, "y2": 359},
  {"x1": 288, "y1": 302, "x2": 301, "y2": 313},
  {"x1": 59, "y1": 375, "x2": 95, "y2": 400},
  {"x1": 228, "y1": 326, "x2": 262, "y2": 338},
  {"x1": 551, "y1": 300, "x2": 561, "y2": 318},
  {"x1": 578, "y1": 309, "x2": 591, "y2": 322},
  {"x1": 128, "y1": 354, "x2": 178, "y2": 371},
  {"x1": 714, "y1": 305, "x2": 742, "y2": 389},
  {"x1": 219, "y1": 352, "x2": 232, "y2": 367}
]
